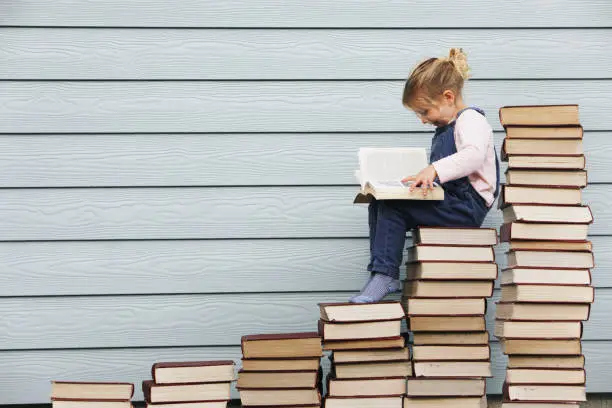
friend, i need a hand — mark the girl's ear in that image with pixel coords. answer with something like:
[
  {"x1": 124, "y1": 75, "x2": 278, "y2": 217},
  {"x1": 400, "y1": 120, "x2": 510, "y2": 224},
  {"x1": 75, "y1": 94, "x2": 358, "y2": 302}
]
[{"x1": 442, "y1": 89, "x2": 456, "y2": 105}]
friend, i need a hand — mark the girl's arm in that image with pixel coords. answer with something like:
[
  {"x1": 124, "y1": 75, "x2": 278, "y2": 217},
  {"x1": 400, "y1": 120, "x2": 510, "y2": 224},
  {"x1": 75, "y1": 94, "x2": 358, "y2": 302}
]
[{"x1": 432, "y1": 110, "x2": 492, "y2": 183}]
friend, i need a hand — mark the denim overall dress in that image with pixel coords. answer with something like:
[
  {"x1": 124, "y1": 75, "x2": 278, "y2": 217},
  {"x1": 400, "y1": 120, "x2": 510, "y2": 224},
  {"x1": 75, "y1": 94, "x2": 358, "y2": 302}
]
[{"x1": 367, "y1": 107, "x2": 501, "y2": 279}]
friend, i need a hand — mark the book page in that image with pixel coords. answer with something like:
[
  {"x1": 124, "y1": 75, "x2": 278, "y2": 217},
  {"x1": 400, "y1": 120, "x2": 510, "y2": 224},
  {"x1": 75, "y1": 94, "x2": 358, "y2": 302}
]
[
  {"x1": 368, "y1": 179, "x2": 412, "y2": 189},
  {"x1": 358, "y1": 147, "x2": 429, "y2": 188}
]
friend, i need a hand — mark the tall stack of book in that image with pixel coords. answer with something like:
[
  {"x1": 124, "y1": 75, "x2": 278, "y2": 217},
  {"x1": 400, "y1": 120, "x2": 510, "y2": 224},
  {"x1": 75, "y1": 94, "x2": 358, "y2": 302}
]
[
  {"x1": 143, "y1": 360, "x2": 235, "y2": 408},
  {"x1": 495, "y1": 104, "x2": 594, "y2": 407},
  {"x1": 236, "y1": 332, "x2": 323, "y2": 407},
  {"x1": 402, "y1": 227, "x2": 498, "y2": 408},
  {"x1": 318, "y1": 302, "x2": 408, "y2": 408},
  {"x1": 50, "y1": 381, "x2": 134, "y2": 408}
]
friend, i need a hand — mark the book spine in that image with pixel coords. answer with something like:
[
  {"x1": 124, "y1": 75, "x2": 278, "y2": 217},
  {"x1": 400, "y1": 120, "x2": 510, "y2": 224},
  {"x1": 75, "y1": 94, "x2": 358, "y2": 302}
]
[
  {"x1": 413, "y1": 229, "x2": 423, "y2": 245},
  {"x1": 587, "y1": 205, "x2": 595, "y2": 223},
  {"x1": 501, "y1": 139, "x2": 509, "y2": 161},
  {"x1": 151, "y1": 366, "x2": 157, "y2": 385},
  {"x1": 142, "y1": 381, "x2": 152, "y2": 403},
  {"x1": 317, "y1": 319, "x2": 325, "y2": 338},
  {"x1": 498, "y1": 185, "x2": 508, "y2": 210},
  {"x1": 318, "y1": 304, "x2": 327, "y2": 322},
  {"x1": 499, "y1": 223, "x2": 512, "y2": 242}
]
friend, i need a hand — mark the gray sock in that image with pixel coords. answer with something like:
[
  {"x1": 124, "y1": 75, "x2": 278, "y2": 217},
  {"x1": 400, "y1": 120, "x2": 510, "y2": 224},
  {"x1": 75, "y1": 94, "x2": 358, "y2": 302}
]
[
  {"x1": 349, "y1": 274, "x2": 374, "y2": 302},
  {"x1": 350, "y1": 273, "x2": 399, "y2": 303}
]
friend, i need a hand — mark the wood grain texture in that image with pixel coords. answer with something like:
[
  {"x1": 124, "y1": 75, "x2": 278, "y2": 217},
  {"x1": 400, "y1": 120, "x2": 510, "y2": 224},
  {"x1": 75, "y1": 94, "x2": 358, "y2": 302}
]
[
  {"x1": 0, "y1": 290, "x2": 608, "y2": 350},
  {"x1": 0, "y1": 185, "x2": 605, "y2": 240},
  {"x1": 0, "y1": 292, "x2": 350, "y2": 349},
  {"x1": 1, "y1": 0, "x2": 611, "y2": 404},
  {"x1": 2, "y1": 28, "x2": 611, "y2": 79},
  {"x1": 0, "y1": 131, "x2": 607, "y2": 187},
  {"x1": 0, "y1": 239, "x2": 368, "y2": 296},
  {"x1": 2, "y1": 0, "x2": 610, "y2": 27},
  {"x1": 0, "y1": 346, "x2": 244, "y2": 404},
  {"x1": 0, "y1": 341, "x2": 608, "y2": 404},
  {"x1": 1, "y1": 81, "x2": 610, "y2": 133},
  {"x1": 0, "y1": 236, "x2": 609, "y2": 297}
]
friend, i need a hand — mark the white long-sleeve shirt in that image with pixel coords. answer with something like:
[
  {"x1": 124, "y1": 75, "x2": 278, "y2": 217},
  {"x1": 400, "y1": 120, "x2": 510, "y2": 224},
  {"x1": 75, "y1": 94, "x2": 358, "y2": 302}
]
[{"x1": 432, "y1": 109, "x2": 497, "y2": 207}]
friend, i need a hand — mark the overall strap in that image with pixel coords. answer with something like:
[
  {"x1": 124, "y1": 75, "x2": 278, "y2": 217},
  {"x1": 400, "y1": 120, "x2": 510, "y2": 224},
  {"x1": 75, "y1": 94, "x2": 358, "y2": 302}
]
[{"x1": 457, "y1": 106, "x2": 486, "y2": 118}]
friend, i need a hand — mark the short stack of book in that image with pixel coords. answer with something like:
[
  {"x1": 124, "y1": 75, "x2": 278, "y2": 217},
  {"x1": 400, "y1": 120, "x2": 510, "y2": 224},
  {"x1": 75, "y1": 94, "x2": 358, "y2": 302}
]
[
  {"x1": 495, "y1": 104, "x2": 594, "y2": 407},
  {"x1": 402, "y1": 226, "x2": 498, "y2": 408},
  {"x1": 143, "y1": 360, "x2": 235, "y2": 408},
  {"x1": 50, "y1": 381, "x2": 134, "y2": 408},
  {"x1": 236, "y1": 332, "x2": 323, "y2": 407},
  {"x1": 318, "y1": 302, "x2": 408, "y2": 408}
]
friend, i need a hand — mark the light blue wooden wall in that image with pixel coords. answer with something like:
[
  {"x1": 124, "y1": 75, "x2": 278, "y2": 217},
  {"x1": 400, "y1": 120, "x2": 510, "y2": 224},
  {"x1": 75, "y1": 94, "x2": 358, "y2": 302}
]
[{"x1": 1, "y1": 0, "x2": 612, "y2": 404}]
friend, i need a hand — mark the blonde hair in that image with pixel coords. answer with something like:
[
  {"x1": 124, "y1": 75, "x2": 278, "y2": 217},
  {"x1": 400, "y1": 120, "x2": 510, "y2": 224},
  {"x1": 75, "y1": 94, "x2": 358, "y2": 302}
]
[{"x1": 402, "y1": 48, "x2": 470, "y2": 108}]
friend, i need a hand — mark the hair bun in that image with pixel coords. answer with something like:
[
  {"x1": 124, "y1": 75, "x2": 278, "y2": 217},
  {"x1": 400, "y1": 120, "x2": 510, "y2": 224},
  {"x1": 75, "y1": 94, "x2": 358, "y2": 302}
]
[{"x1": 447, "y1": 48, "x2": 470, "y2": 80}]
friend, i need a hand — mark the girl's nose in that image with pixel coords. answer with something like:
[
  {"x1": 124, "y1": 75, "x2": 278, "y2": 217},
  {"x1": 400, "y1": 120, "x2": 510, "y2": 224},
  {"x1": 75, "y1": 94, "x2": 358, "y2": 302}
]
[{"x1": 420, "y1": 117, "x2": 428, "y2": 124}]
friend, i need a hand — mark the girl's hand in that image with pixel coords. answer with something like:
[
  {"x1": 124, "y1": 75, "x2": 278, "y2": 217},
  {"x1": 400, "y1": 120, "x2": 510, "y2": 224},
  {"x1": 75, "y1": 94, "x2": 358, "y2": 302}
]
[{"x1": 402, "y1": 165, "x2": 438, "y2": 196}]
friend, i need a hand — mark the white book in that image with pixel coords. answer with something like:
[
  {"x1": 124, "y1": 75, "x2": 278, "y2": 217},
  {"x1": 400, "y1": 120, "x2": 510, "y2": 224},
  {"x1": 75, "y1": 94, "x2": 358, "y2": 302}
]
[{"x1": 354, "y1": 147, "x2": 443, "y2": 203}]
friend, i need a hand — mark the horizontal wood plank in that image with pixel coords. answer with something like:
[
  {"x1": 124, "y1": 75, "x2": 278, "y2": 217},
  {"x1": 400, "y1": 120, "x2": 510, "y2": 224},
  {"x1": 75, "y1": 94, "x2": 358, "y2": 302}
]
[
  {"x1": 0, "y1": 81, "x2": 610, "y2": 133},
  {"x1": 0, "y1": 132, "x2": 607, "y2": 187},
  {"x1": 2, "y1": 0, "x2": 610, "y2": 27},
  {"x1": 0, "y1": 236, "x2": 609, "y2": 297},
  {"x1": 0, "y1": 185, "x2": 605, "y2": 240},
  {"x1": 0, "y1": 341, "x2": 608, "y2": 404},
  {"x1": 0, "y1": 346, "x2": 242, "y2": 404},
  {"x1": 0, "y1": 292, "x2": 350, "y2": 349},
  {"x1": 0, "y1": 290, "x2": 608, "y2": 350},
  {"x1": 2, "y1": 28, "x2": 611, "y2": 79},
  {"x1": 0, "y1": 239, "x2": 369, "y2": 296}
]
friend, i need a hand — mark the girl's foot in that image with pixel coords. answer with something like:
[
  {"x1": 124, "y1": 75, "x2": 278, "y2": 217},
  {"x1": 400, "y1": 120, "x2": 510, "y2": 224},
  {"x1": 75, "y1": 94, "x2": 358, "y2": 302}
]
[
  {"x1": 349, "y1": 273, "x2": 400, "y2": 303},
  {"x1": 348, "y1": 274, "x2": 374, "y2": 303}
]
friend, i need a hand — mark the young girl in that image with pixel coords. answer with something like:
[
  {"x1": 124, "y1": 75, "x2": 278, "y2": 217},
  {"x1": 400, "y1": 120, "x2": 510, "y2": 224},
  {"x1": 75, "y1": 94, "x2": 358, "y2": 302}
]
[{"x1": 350, "y1": 48, "x2": 500, "y2": 303}]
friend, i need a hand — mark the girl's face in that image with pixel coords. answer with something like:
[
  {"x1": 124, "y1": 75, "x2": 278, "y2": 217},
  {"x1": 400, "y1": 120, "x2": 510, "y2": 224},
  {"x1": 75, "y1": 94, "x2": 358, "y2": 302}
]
[{"x1": 408, "y1": 89, "x2": 458, "y2": 127}]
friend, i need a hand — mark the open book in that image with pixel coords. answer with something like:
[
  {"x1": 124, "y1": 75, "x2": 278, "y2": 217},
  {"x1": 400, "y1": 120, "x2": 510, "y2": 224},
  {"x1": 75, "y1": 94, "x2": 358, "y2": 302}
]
[{"x1": 354, "y1": 147, "x2": 444, "y2": 203}]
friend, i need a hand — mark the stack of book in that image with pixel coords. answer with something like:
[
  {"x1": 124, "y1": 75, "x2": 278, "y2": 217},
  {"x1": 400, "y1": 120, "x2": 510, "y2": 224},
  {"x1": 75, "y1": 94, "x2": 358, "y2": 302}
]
[
  {"x1": 495, "y1": 104, "x2": 594, "y2": 407},
  {"x1": 50, "y1": 381, "x2": 134, "y2": 408},
  {"x1": 236, "y1": 332, "x2": 323, "y2": 407},
  {"x1": 402, "y1": 226, "x2": 498, "y2": 408},
  {"x1": 143, "y1": 361, "x2": 235, "y2": 408},
  {"x1": 318, "y1": 302, "x2": 408, "y2": 408}
]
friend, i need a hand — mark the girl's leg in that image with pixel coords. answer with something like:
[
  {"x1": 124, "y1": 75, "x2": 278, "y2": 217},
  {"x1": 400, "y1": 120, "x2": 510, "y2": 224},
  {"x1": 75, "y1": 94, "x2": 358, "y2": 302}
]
[
  {"x1": 351, "y1": 200, "x2": 411, "y2": 303},
  {"x1": 351, "y1": 189, "x2": 490, "y2": 303},
  {"x1": 353, "y1": 200, "x2": 378, "y2": 294},
  {"x1": 404, "y1": 188, "x2": 489, "y2": 228},
  {"x1": 367, "y1": 199, "x2": 379, "y2": 272},
  {"x1": 369, "y1": 200, "x2": 410, "y2": 280}
]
